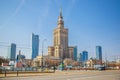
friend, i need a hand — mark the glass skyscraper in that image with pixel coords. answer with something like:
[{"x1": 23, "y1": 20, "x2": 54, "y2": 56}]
[
  {"x1": 96, "y1": 46, "x2": 102, "y2": 61},
  {"x1": 31, "y1": 33, "x2": 39, "y2": 59},
  {"x1": 10, "y1": 43, "x2": 16, "y2": 61},
  {"x1": 73, "y1": 46, "x2": 77, "y2": 61},
  {"x1": 81, "y1": 51, "x2": 88, "y2": 62}
]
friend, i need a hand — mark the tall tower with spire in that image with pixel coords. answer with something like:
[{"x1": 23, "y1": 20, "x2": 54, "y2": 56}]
[
  {"x1": 48, "y1": 8, "x2": 76, "y2": 60},
  {"x1": 53, "y1": 8, "x2": 68, "y2": 59}
]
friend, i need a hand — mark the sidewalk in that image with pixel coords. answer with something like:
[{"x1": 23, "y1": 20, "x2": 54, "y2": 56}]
[{"x1": 0, "y1": 70, "x2": 99, "y2": 78}]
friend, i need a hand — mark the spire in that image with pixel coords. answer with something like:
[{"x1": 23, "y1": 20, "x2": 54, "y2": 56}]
[
  {"x1": 58, "y1": 8, "x2": 64, "y2": 28},
  {"x1": 60, "y1": 7, "x2": 62, "y2": 17}
]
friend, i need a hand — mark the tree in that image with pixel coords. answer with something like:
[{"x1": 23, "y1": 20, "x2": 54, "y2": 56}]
[
  {"x1": 45, "y1": 57, "x2": 60, "y2": 67},
  {"x1": 72, "y1": 61, "x2": 79, "y2": 67},
  {"x1": 63, "y1": 58, "x2": 73, "y2": 66},
  {"x1": 0, "y1": 56, "x2": 9, "y2": 66}
]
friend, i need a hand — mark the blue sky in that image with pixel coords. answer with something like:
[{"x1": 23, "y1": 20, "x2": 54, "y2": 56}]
[{"x1": 0, "y1": 0, "x2": 120, "y2": 61}]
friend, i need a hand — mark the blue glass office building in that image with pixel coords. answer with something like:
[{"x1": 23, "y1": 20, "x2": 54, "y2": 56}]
[
  {"x1": 96, "y1": 46, "x2": 102, "y2": 61},
  {"x1": 17, "y1": 50, "x2": 26, "y2": 61},
  {"x1": 10, "y1": 43, "x2": 16, "y2": 61},
  {"x1": 73, "y1": 46, "x2": 77, "y2": 61},
  {"x1": 32, "y1": 33, "x2": 39, "y2": 59},
  {"x1": 81, "y1": 51, "x2": 88, "y2": 62}
]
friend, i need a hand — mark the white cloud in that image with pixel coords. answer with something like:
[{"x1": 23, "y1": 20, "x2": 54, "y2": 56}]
[{"x1": 12, "y1": 0, "x2": 25, "y2": 17}]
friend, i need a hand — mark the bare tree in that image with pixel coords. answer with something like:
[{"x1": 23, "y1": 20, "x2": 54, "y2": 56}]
[
  {"x1": 45, "y1": 58, "x2": 60, "y2": 67},
  {"x1": 63, "y1": 58, "x2": 73, "y2": 66},
  {"x1": 0, "y1": 56, "x2": 9, "y2": 66},
  {"x1": 72, "y1": 61, "x2": 79, "y2": 67}
]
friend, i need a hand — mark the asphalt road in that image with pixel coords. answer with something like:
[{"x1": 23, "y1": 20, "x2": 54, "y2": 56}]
[{"x1": 0, "y1": 70, "x2": 120, "y2": 80}]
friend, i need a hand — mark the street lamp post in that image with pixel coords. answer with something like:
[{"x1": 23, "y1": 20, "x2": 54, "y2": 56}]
[{"x1": 41, "y1": 39, "x2": 46, "y2": 72}]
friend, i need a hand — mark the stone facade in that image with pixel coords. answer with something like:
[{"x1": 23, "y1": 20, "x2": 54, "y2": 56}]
[
  {"x1": 48, "y1": 9, "x2": 75, "y2": 60},
  {"x1": 68, "y1": 47, "x2": 74, "y2": 60},
  {"x1": 32, "y1": 55, "x2": 60, "y2": 67}
]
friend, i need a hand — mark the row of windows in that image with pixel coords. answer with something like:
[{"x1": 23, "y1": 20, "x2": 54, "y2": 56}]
[{"x1": 54, "y1": 30, "x2": 68, "y2": 34}]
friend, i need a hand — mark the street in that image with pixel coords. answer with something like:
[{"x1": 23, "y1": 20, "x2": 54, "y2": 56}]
[{"x1": 0, "y1": 70, "x2": 120, "y2": 80}]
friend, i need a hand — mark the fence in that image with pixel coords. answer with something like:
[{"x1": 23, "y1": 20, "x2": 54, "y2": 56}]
[{"x1": 0, "y1": 67, "x2": 54, "y2": 77}]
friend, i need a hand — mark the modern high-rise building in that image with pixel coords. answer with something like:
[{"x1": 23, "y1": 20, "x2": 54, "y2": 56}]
[
  {"x1": 32, "y1": 33, "x2": 39, "y2": 59},
  {"x1": 17, "y1": 50, "x2": 25, "y2": 62},
  {"x1": 96, "y1": 46, "x2": 102, "y2": 61},
  {"x1": 81, "y1": 51, "x2": 88, "y2": 62},
  {"x1": 73, "y1": 46, "x2": 77, "y2": 61},
  {"x1": 77, "y1": 53, "x2": 82, "y2": 62},
  {"x1": 48, "y1": 9, "x2": 75, "y2": 60},
  {"x1": 10, "y1": 43, "x2": 16, "y2": 61}
]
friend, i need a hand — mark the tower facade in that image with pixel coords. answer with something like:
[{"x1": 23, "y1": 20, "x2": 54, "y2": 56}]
[
  {"x1": 73, "y1": 46, "x2": 77, "y2": 61},
  {"x1": 81, "y1": 51, "x2": 88, "y2": 62},
  {"x1": 32, "y1": 33, "x2": 39, "y2": 59},
  {"x1": 78, "y1": 53, "x2": 82, "y2": 62},
  {"x1": 10, "y1": 43, "x2": 16, "y2": 61},
  {"x1": 48, "y1": 9, "x2": 75, "y2": 60},
  {"x1": 96, "y1": 46, "x2": 102, "y2": 61}
]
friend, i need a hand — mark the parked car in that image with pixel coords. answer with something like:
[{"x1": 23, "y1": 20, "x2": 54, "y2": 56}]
[{"x1": 98, "y1": 66, "x2": 105, "y2": 71}]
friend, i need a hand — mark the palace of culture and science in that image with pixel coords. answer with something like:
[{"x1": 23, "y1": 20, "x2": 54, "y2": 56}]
[
  {"x1": 32, "y1": 9, "x2": 77, "y2": 67},
  {"x1": 48, "y1": 9, "x2": 76, "y2": 60}
]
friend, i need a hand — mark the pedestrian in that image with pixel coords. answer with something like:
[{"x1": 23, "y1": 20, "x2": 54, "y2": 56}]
[{"x1": 53, "y1": 66, "x2": 56, "y2": 72}]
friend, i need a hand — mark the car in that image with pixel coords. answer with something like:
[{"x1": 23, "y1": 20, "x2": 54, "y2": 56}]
[{"x1": 98, "y1": 66, "x2": 105, "y2": 71}]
